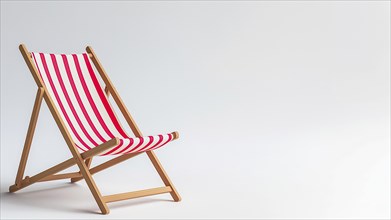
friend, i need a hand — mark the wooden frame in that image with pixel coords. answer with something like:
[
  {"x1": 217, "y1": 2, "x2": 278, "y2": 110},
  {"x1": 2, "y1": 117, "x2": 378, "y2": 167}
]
[{"x1": 9, "y1": 44, "x2": 181, "y2": 214}]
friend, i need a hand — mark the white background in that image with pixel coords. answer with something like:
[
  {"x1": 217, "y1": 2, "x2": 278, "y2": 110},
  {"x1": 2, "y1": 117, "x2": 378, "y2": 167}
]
[{"x1": 1, "y1": 1, "x2": 390, "y2": 219}]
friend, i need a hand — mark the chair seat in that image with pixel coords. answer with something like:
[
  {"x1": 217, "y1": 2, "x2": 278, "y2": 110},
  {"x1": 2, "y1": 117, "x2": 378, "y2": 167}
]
[
  {"x1": 30, "y1": 52, "x2": 178, "y2": 156},
  {"x1": 98, "y1": 132, "x2": 175, "y2": 156}
]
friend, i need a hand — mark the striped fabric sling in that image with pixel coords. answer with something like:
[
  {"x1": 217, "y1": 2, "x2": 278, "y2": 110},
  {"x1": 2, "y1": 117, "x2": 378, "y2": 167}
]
[{"x1": 31, "y1": 52, "x2": 175, "y2": 156}]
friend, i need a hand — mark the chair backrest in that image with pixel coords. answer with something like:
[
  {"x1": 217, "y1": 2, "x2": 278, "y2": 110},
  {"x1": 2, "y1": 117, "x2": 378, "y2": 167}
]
[{"x1": 31, "y1": 52, "x2": 129, "y2": 152}]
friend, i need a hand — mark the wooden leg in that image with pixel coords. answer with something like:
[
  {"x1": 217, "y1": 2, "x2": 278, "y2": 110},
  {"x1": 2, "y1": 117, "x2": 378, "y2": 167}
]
[
  {"x1": 66, "y1": 139, "x2": 118, "y2": 214},
  {"x1": 14, "y1": 87, "x2": 44, "y2": 187},
  {"x1": 74, "y1": 155, "x2": 110, "y2": 214},
  {"x1": 146, "y1": 151, "x2": 181, "y2": 201}
]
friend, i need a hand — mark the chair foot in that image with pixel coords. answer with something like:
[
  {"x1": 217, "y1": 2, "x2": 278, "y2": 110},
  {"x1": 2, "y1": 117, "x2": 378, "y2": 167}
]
[
  {"x1": 172, "y1": 193, "x2": 182, "y2": 202},
  {"x1": 9, "y1": 184, "x2": 18, "y2": 193},
  {"x1": 101, "y1": 208, "x2": 110, "y2": 215}
]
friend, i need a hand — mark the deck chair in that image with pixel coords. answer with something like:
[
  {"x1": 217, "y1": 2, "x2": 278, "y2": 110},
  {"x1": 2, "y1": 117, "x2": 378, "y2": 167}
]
[{"x1": 9, "y1": 44, "x2": 181, "y2": 214}]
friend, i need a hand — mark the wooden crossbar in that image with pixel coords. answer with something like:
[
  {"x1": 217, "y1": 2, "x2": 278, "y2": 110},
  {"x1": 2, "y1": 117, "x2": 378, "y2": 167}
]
[
  {"x1": 103, "y1": 186, "x2": 172, "y2": 203},
  {"x1": 81, "y1": 138, "x2": 119, "y2": 159},
  {"x1": 39, "y1": 172, "x2": 82, "y2": 182}
]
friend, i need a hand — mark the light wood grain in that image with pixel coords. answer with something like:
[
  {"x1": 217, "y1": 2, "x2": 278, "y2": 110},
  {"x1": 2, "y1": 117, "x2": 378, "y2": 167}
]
[
  {"x1": 39, "y1": 172, "x2": 82, "y2": 182},
  {"x1": 104, "y1": 186, "x2": 172, "y2": 203},
  {"x1": 14, "y1": 87, "x2": 44, "y2": 187},
  {"x1": 147, "y1": 151, "x2": 181, "y2": 201}
]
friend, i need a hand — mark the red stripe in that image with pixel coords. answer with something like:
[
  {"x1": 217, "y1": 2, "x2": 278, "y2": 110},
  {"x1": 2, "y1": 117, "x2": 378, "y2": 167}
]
[
  {"x1": 144, "y1": 135, "x2": 163, "y2": 151},
  {"x1": 102, "y1": 134, "x2": 172, "y2": 155},
  {"x1": 136, "y1": 136, "x2": 154, "y2": 152},
  {"x1": 82, "y1": 54, "x2": 128, "y2": 138},
  {"x1": 101, "y1": 139, "x2": 124, "y2": 156},
  {"x1": 61, "y1": 55, "x2": 107, "y2": 143},
  {"x1": 150, "y1": 134, "x2": 173, "y2": 151},
  {"x1": 39, "y1": 53, "x2": 91, "y2": 150},
  {"x1": 115, "y1": 137, "x2": 140, "y2": 155},
  {"x1": 51, "y1": 54, "x2": 98, "y2": 147},
  {"x1": 118, "y1": 136, "x2": 145, "y2": 154},
  {"x1": 109, "y1": 137, "x2": 133, "y2": 155},
  {"x1": 102, "y1": 138, "x2": 130, "y2": 156},
  {"x1": 72, "y1": 54, "x2": 115, "y2": 139}
]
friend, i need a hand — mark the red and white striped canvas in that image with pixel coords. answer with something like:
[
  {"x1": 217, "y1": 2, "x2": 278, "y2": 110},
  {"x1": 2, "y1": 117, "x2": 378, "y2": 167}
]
[{"x1": 31, "y1": 52, "x2": 175, "y2": 156}]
